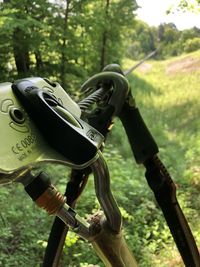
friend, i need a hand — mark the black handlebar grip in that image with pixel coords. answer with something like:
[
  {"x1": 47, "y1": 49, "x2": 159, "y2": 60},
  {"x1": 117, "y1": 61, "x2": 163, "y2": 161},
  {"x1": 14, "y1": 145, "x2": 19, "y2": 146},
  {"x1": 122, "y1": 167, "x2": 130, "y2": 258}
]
[{"x1": 119, "y1": 102, "x2": 158, "y2": 164}]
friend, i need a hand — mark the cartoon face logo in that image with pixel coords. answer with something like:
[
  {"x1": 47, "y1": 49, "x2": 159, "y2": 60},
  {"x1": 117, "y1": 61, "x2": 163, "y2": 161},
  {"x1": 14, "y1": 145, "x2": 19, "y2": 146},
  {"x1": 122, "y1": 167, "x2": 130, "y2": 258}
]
[{"x1": 0, "y1": 98, "x2": 29, "y2": 133}]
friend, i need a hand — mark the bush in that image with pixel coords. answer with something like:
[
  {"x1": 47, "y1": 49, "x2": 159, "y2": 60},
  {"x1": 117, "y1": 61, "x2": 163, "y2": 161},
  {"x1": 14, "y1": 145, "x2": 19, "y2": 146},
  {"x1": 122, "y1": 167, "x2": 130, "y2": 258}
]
[{"x1": 184, "y1": 37, "x2": 200, "y2": 53}]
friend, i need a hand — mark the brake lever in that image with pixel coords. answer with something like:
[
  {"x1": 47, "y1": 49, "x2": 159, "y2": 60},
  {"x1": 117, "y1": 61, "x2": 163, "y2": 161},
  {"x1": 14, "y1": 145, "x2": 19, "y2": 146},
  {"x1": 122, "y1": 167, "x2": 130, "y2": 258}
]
[
  {"x1": 12, "y1": 79, "x2": 104, "y2": 166},
  {"x1": 0, "y1": 77, "x2": 104, "y2": 184},
  {"x1": 0, "y1": 78, "x2": 79, "y2": 184}
]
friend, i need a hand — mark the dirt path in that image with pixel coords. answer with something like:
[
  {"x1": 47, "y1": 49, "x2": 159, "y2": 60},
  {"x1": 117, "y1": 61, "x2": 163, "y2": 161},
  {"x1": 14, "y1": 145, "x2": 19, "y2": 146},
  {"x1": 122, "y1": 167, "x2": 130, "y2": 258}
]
[
  {"x1": 166, "y1": 56, "x2": 200, "y2": 74},
  {"x1": 136, "y1": 62, "x2": 152, "y2": 73}
]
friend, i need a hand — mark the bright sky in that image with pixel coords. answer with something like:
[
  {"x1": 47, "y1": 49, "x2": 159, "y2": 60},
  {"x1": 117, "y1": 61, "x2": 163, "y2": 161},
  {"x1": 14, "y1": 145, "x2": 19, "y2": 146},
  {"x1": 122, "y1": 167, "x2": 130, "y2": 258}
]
[{"x1": 136, "y1": 0, "x2": 200, "y2": 30}]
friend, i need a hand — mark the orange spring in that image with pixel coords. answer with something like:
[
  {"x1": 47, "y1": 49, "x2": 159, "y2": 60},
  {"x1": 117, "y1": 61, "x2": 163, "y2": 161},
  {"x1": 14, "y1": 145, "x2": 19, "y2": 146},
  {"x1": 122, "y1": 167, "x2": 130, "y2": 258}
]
[{"x1": 35, "y1": 185, "x2": 66, "y2": 215}]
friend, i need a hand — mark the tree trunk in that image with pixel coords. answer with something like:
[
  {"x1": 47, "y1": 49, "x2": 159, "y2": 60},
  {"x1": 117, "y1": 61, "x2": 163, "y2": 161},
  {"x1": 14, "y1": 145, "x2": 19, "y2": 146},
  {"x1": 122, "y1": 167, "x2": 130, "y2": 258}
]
[
  {"x1": 35, "y1": 51, "x2": 43, "y2": 70},
  {"x1": 13, "y1": 28, "x2": 30, "y2": 75},
  {"x1": 60, "y1": 0, "x2": 71, "y2": 87},
  {"x1": 100, "y1": 0, "x2": 110, "y2": 71},
  {"x1": 100, "y1": 31, "x2": 107, "y2": 71},
  {"x1": 3, "y1": 0, "x2": 30, "y2": 76}
]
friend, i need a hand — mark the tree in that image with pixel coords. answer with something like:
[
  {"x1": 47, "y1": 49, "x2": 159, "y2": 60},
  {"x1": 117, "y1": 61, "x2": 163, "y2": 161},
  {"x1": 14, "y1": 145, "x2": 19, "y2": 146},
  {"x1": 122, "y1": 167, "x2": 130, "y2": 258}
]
[
  {"x1": 167, "y1": 0, "x2": 200, "y2": 13},
  {"x1": 155, "y1": 23, "x2": 181, "y2": 58},
  {"x1": 82, "y1": 0, "x2": 137, "y2": 72},
  {"x1": 0, "y1": 0, "x2": 57, "y2": 78},
  {"x1": 127, "y1": 20, "x2": 157, "y2": 59},
  {"x1": 183, "y1": 37, "x2": 200, "y2": 52},
  {"x1": 0, "y1": 0, "x2": 138, "y2": 89}
]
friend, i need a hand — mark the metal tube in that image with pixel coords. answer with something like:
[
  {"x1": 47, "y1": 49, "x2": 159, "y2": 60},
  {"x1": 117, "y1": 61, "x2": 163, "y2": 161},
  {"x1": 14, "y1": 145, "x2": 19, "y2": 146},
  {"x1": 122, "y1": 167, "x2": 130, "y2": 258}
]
[
  {"x1": 58, "y1": 204, "x2": 90, "y2": 240},
  {"x1": 91, "y1": 151, "x2": 122, "y2": 233}
]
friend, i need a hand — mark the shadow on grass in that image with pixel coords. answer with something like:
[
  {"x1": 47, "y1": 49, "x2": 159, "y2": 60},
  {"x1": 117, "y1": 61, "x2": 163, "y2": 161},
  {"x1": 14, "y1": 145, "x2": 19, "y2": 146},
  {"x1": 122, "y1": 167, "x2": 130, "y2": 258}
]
[
  {"x1": 128, "y1": 73, "x2": 161, "y2": 95},
  {"x1": 162, "y1": 99, "x2": 200, "y2": 135}
]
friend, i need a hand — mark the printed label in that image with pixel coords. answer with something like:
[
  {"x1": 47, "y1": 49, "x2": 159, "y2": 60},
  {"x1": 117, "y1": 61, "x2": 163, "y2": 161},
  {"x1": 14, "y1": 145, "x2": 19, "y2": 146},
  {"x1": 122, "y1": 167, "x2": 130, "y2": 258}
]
[{"x1": 11, "y1": 134, "x2": 37, "y2": 161}]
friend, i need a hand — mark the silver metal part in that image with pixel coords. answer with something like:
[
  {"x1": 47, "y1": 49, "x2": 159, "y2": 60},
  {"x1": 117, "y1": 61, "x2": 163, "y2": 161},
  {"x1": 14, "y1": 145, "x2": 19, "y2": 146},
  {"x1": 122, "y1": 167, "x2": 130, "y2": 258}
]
[
  {"x1": 78, "y1": 87, "x2": 106, "y2": 111},
  {"x1": 91, "y1": 151, "x2": 122, "y2": 233},
  {"x1": 52, "y1": 150, "x2": 122, "y2": 238},
  {"x1": 58, "y1": 203, "x2": 90, "y2": 240},
  {"x1": 81, "y1": 72, "x2": 130, "y2": 117},
  {"x1": 0, "y1": 152, "x2": 100, "y2": 185}
]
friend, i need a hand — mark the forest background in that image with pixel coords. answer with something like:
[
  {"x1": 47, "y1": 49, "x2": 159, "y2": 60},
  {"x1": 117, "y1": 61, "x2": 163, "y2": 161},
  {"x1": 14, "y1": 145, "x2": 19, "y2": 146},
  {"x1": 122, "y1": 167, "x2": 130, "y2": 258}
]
[{"x1": 0, "y1": 0, "x2": 200, "y2": 266}]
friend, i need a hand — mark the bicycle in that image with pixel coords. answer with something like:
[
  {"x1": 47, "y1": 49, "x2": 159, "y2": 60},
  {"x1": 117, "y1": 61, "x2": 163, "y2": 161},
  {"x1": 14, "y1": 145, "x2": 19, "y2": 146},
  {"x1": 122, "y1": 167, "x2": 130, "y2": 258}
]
[{"x1": 0, "y1": 64, "x2": 199, "y2": 266}]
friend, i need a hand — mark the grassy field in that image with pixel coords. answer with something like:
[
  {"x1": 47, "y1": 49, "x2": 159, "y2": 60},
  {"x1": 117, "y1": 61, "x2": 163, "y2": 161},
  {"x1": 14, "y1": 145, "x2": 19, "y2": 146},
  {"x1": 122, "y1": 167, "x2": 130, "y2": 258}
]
[{"x1": 118, "y1": 50, "x2": 200, "y2": 266}]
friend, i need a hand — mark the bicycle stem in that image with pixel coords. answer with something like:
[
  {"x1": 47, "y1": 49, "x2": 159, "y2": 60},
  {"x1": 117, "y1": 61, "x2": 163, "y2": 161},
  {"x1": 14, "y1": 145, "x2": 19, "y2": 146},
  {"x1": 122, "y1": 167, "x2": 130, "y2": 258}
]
[{"x1": 90, "y1": 213, "x2": 138, "y2": 267}]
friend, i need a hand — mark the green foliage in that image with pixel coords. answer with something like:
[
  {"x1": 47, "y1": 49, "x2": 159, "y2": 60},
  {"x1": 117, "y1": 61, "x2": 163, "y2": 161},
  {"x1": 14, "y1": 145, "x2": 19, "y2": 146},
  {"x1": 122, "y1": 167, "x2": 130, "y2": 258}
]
[
  {"x1": 184, "y1": 37, "x2": 200, "y2": 52},
  {"x1": 127, "y1": 21, "x2": 200, "y2": 60},
  {"x1": 127, "y1": 20, "x2": 157, "y2": 59},
  {"x1": 0, "y1": 184, "x2": 53, "y2": 266},
  {"x1": 167, "y1": 0, "x2": 200, "y2": 13},
  {"x1": 0, "y1": 0, "x2": 137, "y2": 90}
]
